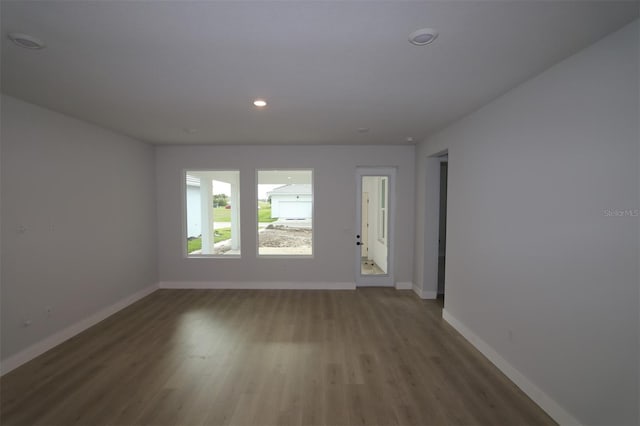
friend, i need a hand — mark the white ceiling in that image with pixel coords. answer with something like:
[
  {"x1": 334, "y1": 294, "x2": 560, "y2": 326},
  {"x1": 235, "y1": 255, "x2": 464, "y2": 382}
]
[{"x1": 1, "y1": 1, "x2": 637, "y2": 145}]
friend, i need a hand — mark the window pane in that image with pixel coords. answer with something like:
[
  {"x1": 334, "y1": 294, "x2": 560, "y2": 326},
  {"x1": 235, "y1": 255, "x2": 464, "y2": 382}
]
[
  {"x1": 257, "y1": 170, "x2": 313, "y2": 256},
  {"x1": 186, "y1": 170, "x2": 240, "y2": 256}
]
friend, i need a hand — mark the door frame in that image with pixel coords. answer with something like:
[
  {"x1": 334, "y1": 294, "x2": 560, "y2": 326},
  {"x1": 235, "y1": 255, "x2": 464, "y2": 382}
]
[{"x1": 355, "y1": 167, "x2": 396, "y2": 287}]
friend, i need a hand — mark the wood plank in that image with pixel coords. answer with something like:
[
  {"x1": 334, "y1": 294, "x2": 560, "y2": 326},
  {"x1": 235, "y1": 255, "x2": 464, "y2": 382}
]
[{"x1": 0, "y1": 288, "x2": 556, "y2": 426}]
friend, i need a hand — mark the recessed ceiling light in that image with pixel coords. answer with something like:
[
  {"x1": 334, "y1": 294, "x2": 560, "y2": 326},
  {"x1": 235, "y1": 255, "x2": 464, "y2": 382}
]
[
  {"x1": 357, "y1": 128, "x2": 369, "y2": 133},
  {"x1": 183, "y1": 128, "x2": 197, "y2": 134},
  {"x1": 253, "y1": 99, "x2": 267, "y2": 107},
  {"x1": 7, "y1": 32, "x2": 45, "y2": 49},
  {"x1": 406, "y1": 137, "x2": 415, "y2": 143},
  {"x1": 409, "y1": 28, "x2": 438, "y2": 46}
]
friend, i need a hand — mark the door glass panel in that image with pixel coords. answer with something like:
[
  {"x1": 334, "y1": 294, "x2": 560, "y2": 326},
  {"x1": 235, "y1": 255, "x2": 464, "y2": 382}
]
[{"x1": 361, "y1": 176, "x2": 388, "y2": 275}]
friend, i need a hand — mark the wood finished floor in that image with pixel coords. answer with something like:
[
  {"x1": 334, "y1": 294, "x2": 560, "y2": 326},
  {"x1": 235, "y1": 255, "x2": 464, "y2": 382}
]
[{"x1": 0, "y1": 289, "x2": 555, "y2": 426}]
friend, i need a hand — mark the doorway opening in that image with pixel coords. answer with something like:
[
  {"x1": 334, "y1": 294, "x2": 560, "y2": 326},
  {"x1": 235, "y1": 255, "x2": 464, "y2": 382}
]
[
  {"x1": 437, "y1": 158, "x2": 448, "y2": 303},
  {"x1": 356, "y1": 168, "x2": 395, "y2": 286}
]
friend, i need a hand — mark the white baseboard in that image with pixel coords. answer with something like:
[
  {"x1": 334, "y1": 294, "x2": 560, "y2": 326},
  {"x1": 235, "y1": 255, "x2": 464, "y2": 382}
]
[
  {"x1": 412, "y1": 284, "x2": 438, "y2": 299},
  {"x1": 159, "y1": 281, "x2": 356, "y2": 290},
  {"x1": 356, "y1": 283, "x2": 394, "y2": 287},
  {"x1": 395, "y1": 281, "x2": 413, "y2": 290},
  {"x1": 442, "y1": 309, "x2": 580, "y2": 426},
  {"x1": 0, "y1": 283, "x2": 158, "y2": 376}
]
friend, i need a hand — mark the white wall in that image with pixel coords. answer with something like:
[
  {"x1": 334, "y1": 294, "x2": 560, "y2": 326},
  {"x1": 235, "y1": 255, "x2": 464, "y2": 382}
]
[
  {"x1": 413, "y1": 156, "x2": 442, "y2": 299},
  {"x1": 156, "y1": 145, "x2": 414, "y2": 286},
  {"x1": 0, "y1": 95, "x2": 157, "y2": 363},
  {"x1": 415, "y1": 20, "x2": 639, "y2": 425}
]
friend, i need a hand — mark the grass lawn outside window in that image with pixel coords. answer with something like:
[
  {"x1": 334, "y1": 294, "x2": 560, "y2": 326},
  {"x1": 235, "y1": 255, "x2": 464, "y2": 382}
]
[{"x1": 187, "y1": 204, "x2": 277, "y2": 254}]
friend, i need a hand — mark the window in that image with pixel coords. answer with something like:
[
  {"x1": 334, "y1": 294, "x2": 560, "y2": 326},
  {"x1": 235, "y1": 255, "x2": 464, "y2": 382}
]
[
  {"x1": 378, "y1": 177, "x2": 387, "y2": 243},
  {"x1": 257, "y1": 170, "x2": 313, "y2": 256},
  {"x1": 185, "y1": 170, "x2": 240, "y2": 257}
]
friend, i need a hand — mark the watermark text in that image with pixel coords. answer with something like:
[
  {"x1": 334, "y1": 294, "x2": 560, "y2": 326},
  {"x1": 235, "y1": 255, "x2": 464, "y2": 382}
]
[{"x1": 603, "y1": 209, "x2": 639, "y2": 217}]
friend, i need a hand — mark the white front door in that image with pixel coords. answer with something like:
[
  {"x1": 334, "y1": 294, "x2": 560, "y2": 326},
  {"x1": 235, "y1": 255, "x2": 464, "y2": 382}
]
[
  {"x1": 361, "y1": 192, "x2": 369, "y2": 257},
  {"x1": 355, "y1": 167, "x2": 395, "y2": 287}
]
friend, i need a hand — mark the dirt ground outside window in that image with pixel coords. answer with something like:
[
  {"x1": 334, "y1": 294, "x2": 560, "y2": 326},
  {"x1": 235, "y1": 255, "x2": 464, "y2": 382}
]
[{"x1": 258, "y1": 224, "x2": 312, "y2": 255}]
